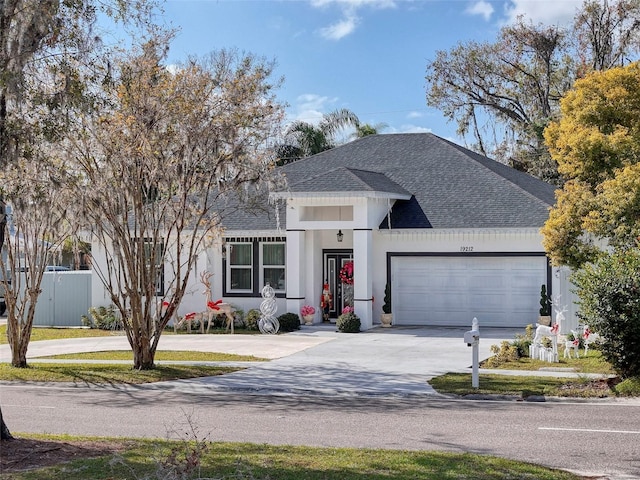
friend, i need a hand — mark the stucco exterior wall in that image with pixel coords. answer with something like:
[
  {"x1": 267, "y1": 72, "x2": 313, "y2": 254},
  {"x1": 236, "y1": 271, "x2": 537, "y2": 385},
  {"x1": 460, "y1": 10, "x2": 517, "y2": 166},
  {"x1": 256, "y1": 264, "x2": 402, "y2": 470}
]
[{"x1": 88, "y1": 225, "x2": 578, "y2": 333}]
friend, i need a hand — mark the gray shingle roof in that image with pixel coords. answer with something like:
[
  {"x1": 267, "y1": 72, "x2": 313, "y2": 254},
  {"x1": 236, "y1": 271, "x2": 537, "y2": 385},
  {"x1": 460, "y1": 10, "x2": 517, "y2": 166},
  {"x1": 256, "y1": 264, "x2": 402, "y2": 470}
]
[
  {"x1": 281, "y1": 133, "x2": 556, "y2": 229},
  {"x1": 215, "y1": 187, "x2": 286, "y2": 231},
  {"x1": 288, "y1": 166, "x2": 411, "y2": 196},
  {"x1": 225, "y1": 133, "x2": 557, "y2": 231}
]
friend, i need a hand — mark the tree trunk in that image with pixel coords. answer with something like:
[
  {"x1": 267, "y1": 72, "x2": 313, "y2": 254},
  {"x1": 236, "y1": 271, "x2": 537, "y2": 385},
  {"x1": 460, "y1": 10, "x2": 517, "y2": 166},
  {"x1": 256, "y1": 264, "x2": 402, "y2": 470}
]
[
  {"x1": 7, "y1": 317, "x2": 31, "y2": 367},
  {"x1": 0, "y1": 406, "x2": 13, "y2": 440},
  {"x1": 0, "y1": 204, "x2": 11, "y2": 440},
  {"x1": 9, "y1": 324, "x2": 30, "y2": 367},
  {"x1": 132, "y1": 337, "x2": 156, "y2": 370}
]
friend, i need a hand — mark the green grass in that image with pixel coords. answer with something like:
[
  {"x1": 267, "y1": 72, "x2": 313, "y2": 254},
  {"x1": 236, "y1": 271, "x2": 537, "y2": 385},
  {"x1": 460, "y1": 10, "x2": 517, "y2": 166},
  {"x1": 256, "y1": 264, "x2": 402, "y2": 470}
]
[
  {"x1": 485, "y1": 349, "x2": 614, "y2": 374},
  {"x1": 36, "y1": 350, "x2": 267, "y2": 362},
  {"x1": 1, "y1": 435, "x2": 581, "y2": 480},
  {"x1": 0, "y1": 325, "x2": 123, "y2": 344},
  {"x1": 433, "y1": 348, "x2": 625, "y2": 398},
  {"x1": 430, "y1": 373, "x2": 575, "y2": 398},
  {"x1": 616, "y1": 376, "x2": 640, "y2": 396},
  {"x1": 430, "y1": 372, "x2": 640, "y2": 398},
  {"x1": 0, "y1": 324, "x2": 260, "y2": 344},
  {"x1": 0, "y1": 363, "x2": 241, "y2": 383}
]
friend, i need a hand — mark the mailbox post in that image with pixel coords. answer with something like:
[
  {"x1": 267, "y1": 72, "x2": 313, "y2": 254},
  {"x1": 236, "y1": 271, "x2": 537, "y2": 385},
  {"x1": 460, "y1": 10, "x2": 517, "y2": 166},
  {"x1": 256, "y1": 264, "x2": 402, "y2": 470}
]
[{"x1": 464, "y1": 317, "x2": 480, "y2": 388}]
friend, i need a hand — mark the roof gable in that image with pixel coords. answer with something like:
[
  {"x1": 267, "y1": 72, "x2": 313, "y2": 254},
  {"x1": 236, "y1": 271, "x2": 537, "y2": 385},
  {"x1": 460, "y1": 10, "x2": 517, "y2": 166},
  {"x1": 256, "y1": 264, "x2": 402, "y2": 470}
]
[{"x1": 288, "y1": 166, "x2": 411, "y2": 197}]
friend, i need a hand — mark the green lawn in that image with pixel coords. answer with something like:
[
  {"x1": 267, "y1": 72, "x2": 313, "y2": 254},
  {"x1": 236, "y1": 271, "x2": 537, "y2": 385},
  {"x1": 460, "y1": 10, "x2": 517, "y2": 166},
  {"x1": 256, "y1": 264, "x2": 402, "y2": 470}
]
[
  {"x1": 1, "y1": 436, "x2": 581, "y2": 480},
  {"x1": 429, "y1": 372, "x2": 612, "y2": 398},
  {"x1": 432, "y1": 349, "x2": 640, "y2": 398},
  {"x1": 0, "y1": 363, "x2": 241, "y2": 383},
  {"x1": 0, "y1": 325, "x2": 122, "y2": 344},
  {"x1": 36, "y1": 350, "x2": 267, "y2": 362},
  {"x1": 484, "y1": 349, "x2": 614, "y2": 374}
]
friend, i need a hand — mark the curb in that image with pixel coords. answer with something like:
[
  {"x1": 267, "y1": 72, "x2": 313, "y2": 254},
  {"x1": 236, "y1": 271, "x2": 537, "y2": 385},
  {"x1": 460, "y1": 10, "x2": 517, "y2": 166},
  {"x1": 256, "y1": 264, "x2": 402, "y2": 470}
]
[{"x1": 446, "y1": 392, "x2": 640, "y2": 405}]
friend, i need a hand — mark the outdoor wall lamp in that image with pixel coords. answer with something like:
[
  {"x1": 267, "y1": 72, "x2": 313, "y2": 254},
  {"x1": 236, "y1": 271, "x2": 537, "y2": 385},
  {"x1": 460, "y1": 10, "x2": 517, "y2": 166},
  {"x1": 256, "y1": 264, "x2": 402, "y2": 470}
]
[
  {"x1": 221, "y1": 242, "x2": 227, "y2": 259},
  {"x1": 337, "y1": 230, "x2": 344, "y2": 242}
]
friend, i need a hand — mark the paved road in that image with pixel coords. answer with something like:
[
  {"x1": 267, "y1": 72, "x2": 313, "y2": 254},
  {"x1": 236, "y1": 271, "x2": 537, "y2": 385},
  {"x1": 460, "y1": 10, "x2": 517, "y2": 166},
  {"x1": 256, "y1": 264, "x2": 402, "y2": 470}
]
[
  {"x1": 2, "y1": 383, "x2": 639, "y2": 479},
  {"x1": 2, "y1": 325, "x2": 639, "y2": 479}
]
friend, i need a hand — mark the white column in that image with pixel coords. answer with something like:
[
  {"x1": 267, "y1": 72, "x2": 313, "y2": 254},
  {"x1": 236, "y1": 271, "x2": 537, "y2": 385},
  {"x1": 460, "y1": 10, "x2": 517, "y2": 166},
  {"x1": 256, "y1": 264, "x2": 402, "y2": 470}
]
[
  {"x1": 353, "y1": 229, "x2": 373, "y2": 330},
  {"x1": 286, "y1": 229, "x2": 305, "y2": 317}
]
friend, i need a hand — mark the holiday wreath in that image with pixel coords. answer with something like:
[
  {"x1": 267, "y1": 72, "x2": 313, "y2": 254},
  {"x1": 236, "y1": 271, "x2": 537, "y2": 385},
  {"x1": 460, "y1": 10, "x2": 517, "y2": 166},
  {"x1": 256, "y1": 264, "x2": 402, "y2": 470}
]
[{"x1": 339, "y1": 261, "x2": 354, "y2": 285}]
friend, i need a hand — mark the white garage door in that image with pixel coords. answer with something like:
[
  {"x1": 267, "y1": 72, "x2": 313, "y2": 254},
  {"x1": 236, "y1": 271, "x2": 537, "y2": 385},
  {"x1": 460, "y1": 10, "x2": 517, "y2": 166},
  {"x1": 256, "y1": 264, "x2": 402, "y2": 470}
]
[{"x1": 392, "y1": 255, "x2": 547, "y2": 327}]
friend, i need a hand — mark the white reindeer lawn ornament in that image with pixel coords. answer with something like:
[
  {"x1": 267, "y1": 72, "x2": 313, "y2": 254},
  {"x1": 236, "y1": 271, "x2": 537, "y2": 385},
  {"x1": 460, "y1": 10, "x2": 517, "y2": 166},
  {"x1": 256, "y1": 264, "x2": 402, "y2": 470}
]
[
  {"x1": 171, "y1": 272, "x2": 235, "y2": 334},
  {"x1": 173, "y1": 311, "x2": 200, "y2": 333},
  {"x1": 533, "y1": 322, "x2": 560, "y2": 345},
  {"x1": 530, "y1": 298, "x2": 565, "y2": 362},
  {"x1": 200, "y1": 271, "x2": 235, "y2": 334},
  {"x1": 581, "y1": 325, "x2": 600, "y2": 356},
  {"x1": 564, "y1": 330, "x2": 581, "y2": 359}
]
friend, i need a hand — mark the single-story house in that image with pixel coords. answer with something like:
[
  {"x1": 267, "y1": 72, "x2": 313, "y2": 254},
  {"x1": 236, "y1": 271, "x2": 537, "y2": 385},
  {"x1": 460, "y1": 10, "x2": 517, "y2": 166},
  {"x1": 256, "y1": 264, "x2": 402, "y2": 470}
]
[{"x1": 91, "y1": 133, "x2": 579, "y2": 332}]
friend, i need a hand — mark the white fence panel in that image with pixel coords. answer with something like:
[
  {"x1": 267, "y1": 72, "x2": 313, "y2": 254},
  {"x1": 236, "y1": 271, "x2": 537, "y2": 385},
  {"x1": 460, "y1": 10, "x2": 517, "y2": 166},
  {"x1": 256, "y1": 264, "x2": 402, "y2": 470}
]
[{"x1": 33, "y1": 271, "x2": 92, "y2": 327}]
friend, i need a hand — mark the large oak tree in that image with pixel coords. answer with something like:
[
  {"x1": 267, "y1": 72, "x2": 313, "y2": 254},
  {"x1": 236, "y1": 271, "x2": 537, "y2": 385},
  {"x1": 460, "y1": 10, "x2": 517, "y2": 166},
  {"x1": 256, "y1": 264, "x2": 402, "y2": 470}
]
[{"x1": 425, "y1": 0, "x2": 640, "y2": 183}]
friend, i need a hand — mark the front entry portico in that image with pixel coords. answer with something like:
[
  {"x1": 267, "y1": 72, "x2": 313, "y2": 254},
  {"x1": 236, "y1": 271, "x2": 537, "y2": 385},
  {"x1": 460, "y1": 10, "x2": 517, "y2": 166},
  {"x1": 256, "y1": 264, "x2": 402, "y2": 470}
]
[{"x1": 281, "y1": 194, "x2": 401, "y2": 330}]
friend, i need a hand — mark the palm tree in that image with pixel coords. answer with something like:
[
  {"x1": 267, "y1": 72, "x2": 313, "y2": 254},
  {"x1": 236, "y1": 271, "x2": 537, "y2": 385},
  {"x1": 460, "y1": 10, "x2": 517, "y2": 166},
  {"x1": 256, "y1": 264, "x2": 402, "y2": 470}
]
[
  {"x1": 275, "y1": 108, "x2": 360, "y2": 165},
  {"x1": 353, "y1": 121, "x2": 388, "y2": 138}
]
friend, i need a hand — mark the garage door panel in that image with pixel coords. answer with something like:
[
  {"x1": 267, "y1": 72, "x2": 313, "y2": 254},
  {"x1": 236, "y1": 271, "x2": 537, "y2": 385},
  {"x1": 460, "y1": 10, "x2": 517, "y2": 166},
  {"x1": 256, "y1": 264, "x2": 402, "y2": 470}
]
[
  {"x1": 392, "y1": 255, "x2": 546, "y2": 328},
  {"x1": 469, "y1": 293, "x2": 503, "y2": 308},
  {"x1": 471, "y1": 275, "x2": 504, "y2": 289}
]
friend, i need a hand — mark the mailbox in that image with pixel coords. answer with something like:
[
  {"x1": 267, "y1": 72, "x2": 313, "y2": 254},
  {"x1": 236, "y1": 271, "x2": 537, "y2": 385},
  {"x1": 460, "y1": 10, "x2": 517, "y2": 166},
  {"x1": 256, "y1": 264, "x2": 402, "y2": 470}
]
[
  {"x1": 464, "y1": 329, "x2": 479, "y2": 346},
  {"x1": 466, "y1": 317, "x2": 480, "y2": 388}
]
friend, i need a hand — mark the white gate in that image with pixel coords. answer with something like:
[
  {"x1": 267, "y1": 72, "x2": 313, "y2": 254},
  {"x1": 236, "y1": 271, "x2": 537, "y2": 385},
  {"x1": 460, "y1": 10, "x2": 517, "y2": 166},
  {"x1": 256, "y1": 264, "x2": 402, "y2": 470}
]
[{"x1": 33, "y1": 271, "x2": 92, "y2": 327}]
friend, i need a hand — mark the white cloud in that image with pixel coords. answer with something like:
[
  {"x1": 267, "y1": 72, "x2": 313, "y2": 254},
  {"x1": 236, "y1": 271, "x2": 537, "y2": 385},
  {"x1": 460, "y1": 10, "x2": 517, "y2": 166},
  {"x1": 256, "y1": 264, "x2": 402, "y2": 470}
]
[
  {"x1": 401, "y1": 125, "x2": 432, "y2": 134},
  {"x1": 289, "y1": 93, "x2": 339, "y2": 124},
  {"x1": 319, "y1": 15, "x2": 359, "y2": 40},
  {"x1": 406, "y1": 111, "x2": 424, "y2": 119},
  {"x1": 386, "y1": 124, "x2": 432, "y2": 134},
  {"x1": 465, "y1": 1, "x2": 494, "y2": 21},
  {"x1": 311, "y1": 0, "x2": 396, "y2": 8},
  {"x1": 502, "y1": 0, "x2": 582, "y2": 26},
  {"x1": 312, "y1": 0, "x2": 397, "y2": 40}
]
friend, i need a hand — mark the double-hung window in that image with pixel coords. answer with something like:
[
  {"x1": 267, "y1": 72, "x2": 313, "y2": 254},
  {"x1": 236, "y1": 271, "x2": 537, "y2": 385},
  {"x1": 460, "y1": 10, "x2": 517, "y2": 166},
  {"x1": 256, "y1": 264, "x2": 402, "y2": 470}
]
[
  {"x1": 261, "y1": 242, "x2": 285, "y2": 292},
  {"x1": 225, "y1": 238, "x2": 285, "y2": 295},
  {"x1": 228, "y1": 242, "x2": 253, "y2": 293}
]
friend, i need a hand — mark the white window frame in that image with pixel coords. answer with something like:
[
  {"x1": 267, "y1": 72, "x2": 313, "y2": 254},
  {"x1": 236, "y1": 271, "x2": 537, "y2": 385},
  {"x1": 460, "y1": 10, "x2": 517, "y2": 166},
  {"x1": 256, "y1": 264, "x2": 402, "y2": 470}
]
[
  {"x1": 226, "y1": 242, "x2": 253, "y2": 293},
  {"x1": 260, "y1": 242, "x2": 286, "y2": 293}
]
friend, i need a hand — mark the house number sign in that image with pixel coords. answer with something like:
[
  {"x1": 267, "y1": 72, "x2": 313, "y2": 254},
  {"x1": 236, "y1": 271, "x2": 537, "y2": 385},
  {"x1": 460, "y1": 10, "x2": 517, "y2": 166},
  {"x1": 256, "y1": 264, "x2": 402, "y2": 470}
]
[{"x1": 460, "y1": 246, "x2": 474, "y2": 252}]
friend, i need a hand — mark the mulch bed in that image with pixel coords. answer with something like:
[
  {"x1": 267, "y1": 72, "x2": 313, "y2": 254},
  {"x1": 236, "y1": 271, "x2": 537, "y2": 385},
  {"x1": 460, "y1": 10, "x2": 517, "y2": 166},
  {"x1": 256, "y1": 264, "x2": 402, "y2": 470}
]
[
  {"x1": 0, "y1": 437, "x2": 129, "y2": 474},
  {"x1": 556, "y1": 376, "x2": 621, "y2": 396}
]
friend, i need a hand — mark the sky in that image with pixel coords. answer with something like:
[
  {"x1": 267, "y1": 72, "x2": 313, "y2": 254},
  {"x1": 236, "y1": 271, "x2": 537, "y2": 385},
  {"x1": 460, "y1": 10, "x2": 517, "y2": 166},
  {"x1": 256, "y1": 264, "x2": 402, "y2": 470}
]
[{"x1": 159, "y1": 0, "x2": 584, "y2": 145}]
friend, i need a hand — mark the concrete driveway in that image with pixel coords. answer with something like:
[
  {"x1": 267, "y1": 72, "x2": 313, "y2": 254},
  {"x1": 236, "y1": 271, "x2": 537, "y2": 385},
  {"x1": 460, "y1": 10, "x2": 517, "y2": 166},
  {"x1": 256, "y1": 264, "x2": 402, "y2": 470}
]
[
  {"x1": 0, "y1": 324, "x2": 521, "y2": 396},
  {"x1": 158, "y1": 325, "x2": 520, "y2": 396}
]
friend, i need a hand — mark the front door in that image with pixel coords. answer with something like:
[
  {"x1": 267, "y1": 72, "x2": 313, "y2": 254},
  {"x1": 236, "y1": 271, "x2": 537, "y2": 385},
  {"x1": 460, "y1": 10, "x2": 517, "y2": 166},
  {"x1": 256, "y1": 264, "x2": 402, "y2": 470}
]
[{"x1": 323, "y1": 250, "x2": 353, "y2": 320}]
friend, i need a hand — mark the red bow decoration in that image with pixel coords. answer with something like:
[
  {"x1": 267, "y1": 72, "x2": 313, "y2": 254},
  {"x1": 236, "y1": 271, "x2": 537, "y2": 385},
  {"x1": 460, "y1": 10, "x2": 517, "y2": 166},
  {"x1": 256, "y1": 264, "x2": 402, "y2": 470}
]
[
  {"x1": 583, "y1": 328, "x2": 591, "y2": 339},
  {"x1": 207, "y1": 300, "x2": 223, "y2": 311},
  {"x1": 573, "y1": 339, "x2": 580, "y2": 346},
  {"x1": 162, "y1": 301, "x2": 170, "y2": 308},
  {"x1": 185, "y1": 312, "x2": 196, "y2": 320},
  {"x1": 550, "y1": 324, "x2": 559, "y2": 334}
]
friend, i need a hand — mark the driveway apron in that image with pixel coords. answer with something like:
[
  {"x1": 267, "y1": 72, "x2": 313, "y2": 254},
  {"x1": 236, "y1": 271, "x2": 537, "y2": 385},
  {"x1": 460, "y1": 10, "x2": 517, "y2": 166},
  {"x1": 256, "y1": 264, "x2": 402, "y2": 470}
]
[{"x1": 158, "y1": 326, "x2": 521, "y2": 396}]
